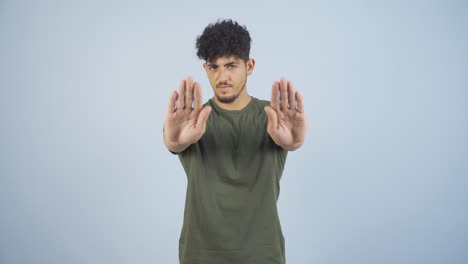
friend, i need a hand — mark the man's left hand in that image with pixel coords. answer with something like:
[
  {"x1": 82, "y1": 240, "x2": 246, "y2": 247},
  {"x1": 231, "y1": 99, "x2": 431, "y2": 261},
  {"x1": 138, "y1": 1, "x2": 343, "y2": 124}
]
[{"x1": 264, "y1": 77, "x2": 307, "y2": 151}]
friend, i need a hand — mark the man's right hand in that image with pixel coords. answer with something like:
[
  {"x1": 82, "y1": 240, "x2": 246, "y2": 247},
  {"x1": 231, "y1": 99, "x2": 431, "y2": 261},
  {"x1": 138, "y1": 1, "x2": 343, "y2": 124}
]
[{"x1": 163, "y1": 76, "x2": 212, "y2": 153}]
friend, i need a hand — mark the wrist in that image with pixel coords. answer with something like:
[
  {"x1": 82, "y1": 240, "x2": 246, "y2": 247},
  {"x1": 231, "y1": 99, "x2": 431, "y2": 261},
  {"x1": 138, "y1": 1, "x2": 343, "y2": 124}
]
[{"x1": 163, "y1": 128, "x2": 189, "y2": 153}]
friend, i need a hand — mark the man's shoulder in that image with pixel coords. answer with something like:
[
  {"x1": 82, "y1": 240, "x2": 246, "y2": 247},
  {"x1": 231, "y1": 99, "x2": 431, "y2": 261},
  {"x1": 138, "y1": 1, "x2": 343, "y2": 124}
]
[
  {"x1": 250, "y1": 97, "x2": 271, "y2": 112},
  {"x1": 202, "y1": 100, "x2": 211, "y2": 108},
  {"x1": 253, "y1": 97, "x2": 270, "y2": 107}
]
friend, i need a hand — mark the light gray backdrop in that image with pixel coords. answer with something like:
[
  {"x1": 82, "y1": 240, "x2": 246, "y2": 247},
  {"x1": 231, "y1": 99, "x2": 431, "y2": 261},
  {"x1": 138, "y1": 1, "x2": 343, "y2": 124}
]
[{"x1": 1, "y1": 0, "x2": 467, "y2": 263}]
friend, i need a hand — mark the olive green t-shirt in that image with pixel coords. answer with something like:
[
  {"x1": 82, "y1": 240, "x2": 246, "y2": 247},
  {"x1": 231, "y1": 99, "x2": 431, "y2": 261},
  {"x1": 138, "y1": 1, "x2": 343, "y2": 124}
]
[{"x1": 175, "y1": 96, "x2": 288, "y2": 264}]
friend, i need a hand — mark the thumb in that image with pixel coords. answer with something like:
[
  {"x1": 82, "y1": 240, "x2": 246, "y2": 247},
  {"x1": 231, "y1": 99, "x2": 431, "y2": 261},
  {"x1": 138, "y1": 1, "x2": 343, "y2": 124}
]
[
  {"x1": 196, "y1": 106, "x2": 212, "y2": 133},
  {"x1": 264, "y1": 106, "x2": 278, "y2": 136}
]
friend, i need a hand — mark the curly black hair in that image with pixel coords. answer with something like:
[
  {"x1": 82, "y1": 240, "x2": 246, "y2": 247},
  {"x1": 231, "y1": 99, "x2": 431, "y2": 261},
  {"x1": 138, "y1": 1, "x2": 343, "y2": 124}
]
[{"x1": 195, "y1": 19, "x2": 251, "y2": 63}]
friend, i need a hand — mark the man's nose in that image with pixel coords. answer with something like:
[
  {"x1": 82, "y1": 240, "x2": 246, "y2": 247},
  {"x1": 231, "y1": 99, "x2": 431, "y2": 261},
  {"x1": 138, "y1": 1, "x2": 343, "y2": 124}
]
[{"x1": 217, "y1": 68, "x2": 229, "y2": 81}]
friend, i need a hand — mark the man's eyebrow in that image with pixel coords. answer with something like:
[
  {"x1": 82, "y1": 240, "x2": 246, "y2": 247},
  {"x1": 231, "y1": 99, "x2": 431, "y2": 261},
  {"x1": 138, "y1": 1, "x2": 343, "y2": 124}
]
[
  {"x1": 224, "y1": 61, "x2": 238, "y2": 66},
  {"x1": 207, "y1": 61, "x2": 238, "y2": 67}
]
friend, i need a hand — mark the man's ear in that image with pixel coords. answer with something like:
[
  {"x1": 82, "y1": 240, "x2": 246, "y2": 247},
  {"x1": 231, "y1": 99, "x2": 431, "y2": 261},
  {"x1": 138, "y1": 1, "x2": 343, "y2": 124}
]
[
  {"x1": 203, "y1": 62, "x2": 207, "y2": 70},
  {"x1": 246, "y1": 58, "x2": 256, "y2": 76}
]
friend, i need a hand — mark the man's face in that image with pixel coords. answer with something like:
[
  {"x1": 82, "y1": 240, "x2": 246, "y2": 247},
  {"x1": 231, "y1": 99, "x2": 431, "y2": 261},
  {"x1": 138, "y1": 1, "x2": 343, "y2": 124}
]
[{"x1": 203, "y1": 56, "x2": 254, "y2": 104}]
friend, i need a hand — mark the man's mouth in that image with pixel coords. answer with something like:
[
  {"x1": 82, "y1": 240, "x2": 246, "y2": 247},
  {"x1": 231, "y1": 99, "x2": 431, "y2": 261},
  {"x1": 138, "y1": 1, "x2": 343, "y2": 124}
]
[{"x1": 217, "y1": 85, "x2": 231, "y2": 89}]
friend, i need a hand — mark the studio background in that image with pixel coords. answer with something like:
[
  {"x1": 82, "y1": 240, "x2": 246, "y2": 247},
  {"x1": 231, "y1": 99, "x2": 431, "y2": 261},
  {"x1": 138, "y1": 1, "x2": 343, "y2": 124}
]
[{"x1": 1, "y1": 0, "x2": 467, "y2": 263}]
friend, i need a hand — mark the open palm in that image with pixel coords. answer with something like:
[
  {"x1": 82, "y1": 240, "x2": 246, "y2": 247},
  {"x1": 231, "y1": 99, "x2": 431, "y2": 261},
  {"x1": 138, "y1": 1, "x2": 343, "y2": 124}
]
[
  {"x1": 264, "y1": 77, "x2": 307, "y2": 151},
  {"x1": 163, "y1": 77, "x2": 212, "y2": 153}
]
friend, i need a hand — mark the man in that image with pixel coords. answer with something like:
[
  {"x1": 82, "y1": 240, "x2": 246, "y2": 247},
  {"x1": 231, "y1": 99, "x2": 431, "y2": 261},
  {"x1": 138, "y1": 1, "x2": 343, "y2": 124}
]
[{"x1": 163, "y1": 19, "x2": 307, "y2": 264}]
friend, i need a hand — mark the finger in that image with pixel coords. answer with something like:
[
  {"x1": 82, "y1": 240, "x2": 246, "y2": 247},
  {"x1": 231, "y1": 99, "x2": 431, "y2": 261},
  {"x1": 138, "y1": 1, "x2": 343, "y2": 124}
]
[
  {"x1": 196, "y1": 106, "x2": 212, "y2": 133},
  {"x1": 280, "y1": 77, "x2": 288, "y2": 111},
  {"x1": 184, "y1": 76, "x2": 193, "y2": 110},
  {"x1": 193, "y1": 82, "x2": 202, "y2": 111},
  {"x1": 167, "y1": 90, "x2": 178, "y2": 113},
  {"x1": 177, "y1": 79, "x2": 186, "y2": 111},
  {"x1": 296, "y1": 91, "x2": 304, "y2": 113},
  {"x1": 186, "y1": 80, "x2": 194, "y2": 110},
  {"x1": 271, "y1": 81, "x2": 280, "y2": 110},
  {"x1": 287, "y1": 80, "x2": 295, "y2": 110},
  {"x1": 264, "y1": 106, "x2": 278, "y2": 136}
]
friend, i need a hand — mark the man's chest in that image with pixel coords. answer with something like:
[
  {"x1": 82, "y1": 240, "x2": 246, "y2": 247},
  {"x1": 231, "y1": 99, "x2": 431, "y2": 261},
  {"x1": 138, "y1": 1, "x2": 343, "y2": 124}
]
[{"x1": 201, "y1": 112, "x2": 269, "y2": 152}]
